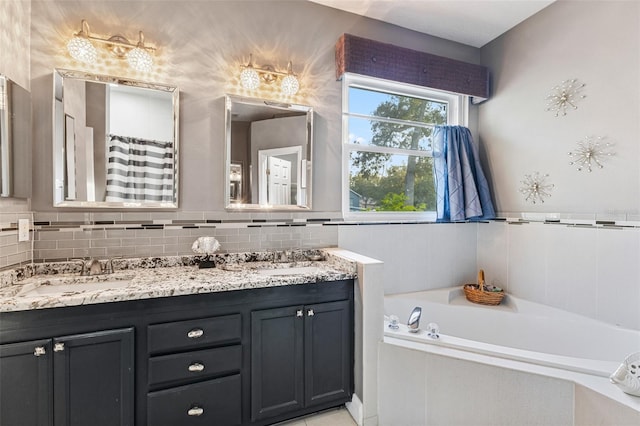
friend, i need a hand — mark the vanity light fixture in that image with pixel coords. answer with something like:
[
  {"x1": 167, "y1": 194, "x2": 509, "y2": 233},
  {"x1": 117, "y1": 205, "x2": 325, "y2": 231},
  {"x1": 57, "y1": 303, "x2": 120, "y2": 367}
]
[
  {"x1": 239, "y1": 54, "x2": 300, "y2": 95},
  {"x1": 67, "y1": 20, "x2": 155, "y2": 72}
]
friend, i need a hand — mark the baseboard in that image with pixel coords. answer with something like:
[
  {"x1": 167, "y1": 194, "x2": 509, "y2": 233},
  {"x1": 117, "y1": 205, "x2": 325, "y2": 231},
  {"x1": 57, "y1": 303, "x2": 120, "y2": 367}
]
[{"x1": 346, "y1": 393, "x2": 363, "y2": 425}]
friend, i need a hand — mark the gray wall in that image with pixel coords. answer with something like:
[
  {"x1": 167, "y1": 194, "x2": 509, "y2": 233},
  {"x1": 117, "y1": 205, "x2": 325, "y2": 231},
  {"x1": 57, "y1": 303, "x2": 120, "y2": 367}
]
[
  {"x1": 0, "y1": 0, "x2": 32, "y2": 269},
  {"x1": 474, "y1": 0, "x2": 640, "y2": 331},
  {"x1": 29, "y1": 0, "x2": 481, "y2": 213},
  {"x1": 479, "y1": 0, "x2": 640, "y2": 218},
  {"x1": 0, "y1": 0, "x2": 30, "y2": 90}
]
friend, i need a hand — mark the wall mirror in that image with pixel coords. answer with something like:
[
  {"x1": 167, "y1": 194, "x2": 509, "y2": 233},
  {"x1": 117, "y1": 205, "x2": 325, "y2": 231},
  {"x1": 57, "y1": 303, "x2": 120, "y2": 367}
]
[
  {"x1": 225, "y1": 95, "x2": 313, "y2": 210},
  {"x1": 52, "y1": 69, "x2": 179, "y2": 208},
  {"x1": 0, "y1": 75, "x2": 31, "y2": 199}
]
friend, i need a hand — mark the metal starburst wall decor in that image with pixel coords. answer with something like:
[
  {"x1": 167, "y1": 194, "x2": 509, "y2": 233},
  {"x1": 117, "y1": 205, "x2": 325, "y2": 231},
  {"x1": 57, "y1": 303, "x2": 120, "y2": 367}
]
[
  {"x1": 520, "y1": 172, "x2": 554, "y2": 204},
  {"x1": 568, "y1": 136, "x2": 613, "y2": 172},
  {"x1": 545, "y1": 79, "x2": 586, "y2": 117}
]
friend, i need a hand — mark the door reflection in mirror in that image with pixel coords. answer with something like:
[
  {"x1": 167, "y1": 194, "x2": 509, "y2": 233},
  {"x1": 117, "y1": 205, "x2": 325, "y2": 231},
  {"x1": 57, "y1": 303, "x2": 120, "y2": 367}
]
[
  {"x1": 226, "y1": 95, "x2": 312, "y2": 210},
  {"x1": 258, "y1": 146, "x2": 303, "y2": 205}
]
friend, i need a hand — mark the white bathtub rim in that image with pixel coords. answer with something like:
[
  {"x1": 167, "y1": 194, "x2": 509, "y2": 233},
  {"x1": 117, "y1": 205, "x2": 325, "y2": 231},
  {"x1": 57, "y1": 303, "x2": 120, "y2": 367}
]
[
  {"x1": 384, "y1": 286, "x2": 640, "y2": 362},
  {"x1": 383, "y1": 331, "x2": 640, "y2": 414},
  {"x1": 384, "y1": 323, "x2": 618, "y2": 377}
]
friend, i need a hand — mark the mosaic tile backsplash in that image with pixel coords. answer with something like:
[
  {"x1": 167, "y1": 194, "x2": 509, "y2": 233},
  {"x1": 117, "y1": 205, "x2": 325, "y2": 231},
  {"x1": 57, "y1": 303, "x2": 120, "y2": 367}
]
[{"x1": 31, "y1": 211, "x2": 343, "y2": 263}]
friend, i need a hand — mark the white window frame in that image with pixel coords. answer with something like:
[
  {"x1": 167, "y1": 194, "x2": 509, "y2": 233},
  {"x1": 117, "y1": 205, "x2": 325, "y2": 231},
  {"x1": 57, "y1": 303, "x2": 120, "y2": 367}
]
[{"x1": 342, "y1": 73, "x2": 469, "y2": 221}]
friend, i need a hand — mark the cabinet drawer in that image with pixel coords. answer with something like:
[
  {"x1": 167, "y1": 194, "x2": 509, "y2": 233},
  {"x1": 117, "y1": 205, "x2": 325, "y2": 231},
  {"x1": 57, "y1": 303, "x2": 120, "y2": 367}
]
[
  {"x1": 147, "y1": 374, "x2": 241, "y2": 426},
  {"x1": 148, "y1": 314, "x2": 241, "y2": 354},
  {"x1": 148, "y1": 345, "x2": 241, "y2": 387}
]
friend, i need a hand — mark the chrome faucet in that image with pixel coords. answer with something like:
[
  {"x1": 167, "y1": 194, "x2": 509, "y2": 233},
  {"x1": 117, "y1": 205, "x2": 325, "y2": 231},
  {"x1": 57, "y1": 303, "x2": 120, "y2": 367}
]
[
  {"x1": 407, "y1": 307, "x2": 422, "y2": 333},
  {"x1": 72, "y1": 258, "x2": 112, "y2": 276},
  {"x1": 85, "y1": 259, "x2": 103, "y2": 276},
  {"x1": 273, "y1": 250, "x2": 290, "y2": 263},
  {"x1": 105, "y1": 257, "x2": 119, "y2": 274}
]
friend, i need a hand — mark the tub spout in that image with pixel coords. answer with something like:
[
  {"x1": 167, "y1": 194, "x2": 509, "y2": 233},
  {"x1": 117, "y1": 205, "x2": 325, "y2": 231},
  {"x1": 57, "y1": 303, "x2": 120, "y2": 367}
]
[{"x1": 407, "y1": 307, "x2": 422, "y2": 333}]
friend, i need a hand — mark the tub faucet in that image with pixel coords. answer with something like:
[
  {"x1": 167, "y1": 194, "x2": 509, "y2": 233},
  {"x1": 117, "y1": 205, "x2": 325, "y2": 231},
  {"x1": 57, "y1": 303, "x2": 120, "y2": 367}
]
[{"x1": 407, "y1": 307, "x2": 422, "y2": 333}]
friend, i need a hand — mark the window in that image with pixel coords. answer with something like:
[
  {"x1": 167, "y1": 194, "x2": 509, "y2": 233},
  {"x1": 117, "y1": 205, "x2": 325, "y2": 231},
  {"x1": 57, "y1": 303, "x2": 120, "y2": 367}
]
[{"x1": 342, "y1": 74, "x2": 467, "y2": 219}]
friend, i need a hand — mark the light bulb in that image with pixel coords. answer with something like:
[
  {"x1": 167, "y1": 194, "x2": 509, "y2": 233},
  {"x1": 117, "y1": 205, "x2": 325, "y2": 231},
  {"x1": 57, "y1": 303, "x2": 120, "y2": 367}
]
[
  {"x1": 240, "y1": 67, "x2": 260, "y2": 90},
  {"x1": 280, "y1": 74, "x2": 299, "y2": 96},
  {"x1": 126, "y1": 47, "x2": 153, "y2": 72},
  {"x1": 67, "y1": 36, "x2": 97, "y2": 64}
]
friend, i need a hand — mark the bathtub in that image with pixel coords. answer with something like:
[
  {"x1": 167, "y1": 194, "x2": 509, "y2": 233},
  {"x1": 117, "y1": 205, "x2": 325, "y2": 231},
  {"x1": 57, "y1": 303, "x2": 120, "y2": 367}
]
[{"x1": 382, "y1": 286, "x2": 640, "y2": 416}]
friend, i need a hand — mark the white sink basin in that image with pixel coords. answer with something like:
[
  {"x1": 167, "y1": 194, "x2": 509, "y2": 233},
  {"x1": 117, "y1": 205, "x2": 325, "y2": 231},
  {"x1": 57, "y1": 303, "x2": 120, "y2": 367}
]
[
  {"x1": 18, "y1": 275, "x2": 134, "y2": 297},
  {"x1": 257, "y1": 266, "x2": 323, "y2": 276}
]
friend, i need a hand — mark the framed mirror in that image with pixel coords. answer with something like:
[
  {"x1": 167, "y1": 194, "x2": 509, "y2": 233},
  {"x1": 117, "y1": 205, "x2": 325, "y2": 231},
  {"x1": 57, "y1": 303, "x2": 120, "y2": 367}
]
[
  {"x1": 225, "y1": 95, "x2": 313, "y2": 210},
  {"x1": 52, "y1": 69, "x2": 179, "y2": 208},
  {"x1": 0, "y1": 74, "x2": 31, "y2": 199}
]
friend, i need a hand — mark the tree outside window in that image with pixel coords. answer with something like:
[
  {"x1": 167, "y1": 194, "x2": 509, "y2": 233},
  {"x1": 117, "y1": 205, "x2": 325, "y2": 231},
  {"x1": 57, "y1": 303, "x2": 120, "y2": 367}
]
[{"x1": 346, "y1": 86, "x2": 448, "y2": 213}]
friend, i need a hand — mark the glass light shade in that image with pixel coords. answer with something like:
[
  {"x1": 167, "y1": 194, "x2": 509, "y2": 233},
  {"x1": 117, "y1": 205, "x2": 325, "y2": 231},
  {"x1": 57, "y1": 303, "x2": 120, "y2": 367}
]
[
  {"x1": 240, "y1": 67, "x2": 260, "y2": 90},
  {"x1": 280, "y1": 74, "x2": 300, "y2": 96},
  {"x1": 126, "y1": 47, "x2": 153, "y2": 72},
  {"x1": 67, "y1": 37, "x2": 97, "y2": 64}
]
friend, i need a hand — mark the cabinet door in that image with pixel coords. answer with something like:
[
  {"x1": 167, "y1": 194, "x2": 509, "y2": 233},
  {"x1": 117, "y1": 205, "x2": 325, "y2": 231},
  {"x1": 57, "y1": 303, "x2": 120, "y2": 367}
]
[
  {"x1": 304, "y1": 300, "x2": 352, "y2": 407},
  {"x1": 251, "y1": 305, "x2": 304, "y2": 422},
  {"x1": 53, "y1": 328, "x2": 134, "y2": 426},
  {"x1": 0, "y1": 339, "x2": 53, "y2": 426}
]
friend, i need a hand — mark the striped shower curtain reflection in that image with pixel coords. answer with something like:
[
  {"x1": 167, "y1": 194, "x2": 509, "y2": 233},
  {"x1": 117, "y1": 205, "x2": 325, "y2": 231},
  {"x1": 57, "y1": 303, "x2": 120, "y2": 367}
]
[{"x1": 106, "y1": 134, "x2": 174, "y2": 202}]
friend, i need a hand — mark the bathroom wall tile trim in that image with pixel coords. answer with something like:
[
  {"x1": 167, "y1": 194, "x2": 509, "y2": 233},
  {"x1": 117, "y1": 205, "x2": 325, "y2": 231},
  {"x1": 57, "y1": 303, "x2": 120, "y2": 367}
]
[{"x1": 23, "y1": 212, "x2": 640, "y2": 266}]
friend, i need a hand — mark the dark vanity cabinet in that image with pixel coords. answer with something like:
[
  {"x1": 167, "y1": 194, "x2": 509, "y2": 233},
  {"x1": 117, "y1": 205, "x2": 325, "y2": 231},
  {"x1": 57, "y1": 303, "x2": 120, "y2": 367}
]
[
  {"x1": 146, "y1": 314, "x2": 243, "y2": 426},
  {"x1": 0, "y1": 279, "x2": 354, "y2": 426},
  {"x1": 0, "y1": 328, "x2": 134, "y2": 426},
  {"x1": 0, "y1": 339, "x2": 52, "y2": 426},
  {"x1": 251, "y1": 300, "x2": 351, "y2": 422}
]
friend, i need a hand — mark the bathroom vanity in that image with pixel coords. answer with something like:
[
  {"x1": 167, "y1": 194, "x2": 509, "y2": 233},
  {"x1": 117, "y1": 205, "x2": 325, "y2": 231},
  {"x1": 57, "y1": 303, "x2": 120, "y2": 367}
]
[{"x1": 0, "y1": 253, "x2": 356, "y2": 426}]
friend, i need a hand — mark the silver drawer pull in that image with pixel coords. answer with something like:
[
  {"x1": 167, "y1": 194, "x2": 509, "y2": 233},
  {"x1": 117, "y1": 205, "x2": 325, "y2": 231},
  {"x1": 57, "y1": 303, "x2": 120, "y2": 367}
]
[
  {"x1": 188, "y1": 362, "x2": 205, "y2": 372},
  {"x1": 53, "y1": 343, "x2": 65, "y2": 352},
  {"x1": 187, "y1": 329, "x2": 204, "y2": 339},
  {"x1": 33, "y1": 346, "x2": 46, "y2": 357},
  {"x1": 307, "y1": 309, "x2": 314, "y2": 316},
  {"x1": 296, "y1": 310, "x2": 303, "y2": 317},
  {"x1": 187, "y1": 406, "x2": 204, "y2": 416}
]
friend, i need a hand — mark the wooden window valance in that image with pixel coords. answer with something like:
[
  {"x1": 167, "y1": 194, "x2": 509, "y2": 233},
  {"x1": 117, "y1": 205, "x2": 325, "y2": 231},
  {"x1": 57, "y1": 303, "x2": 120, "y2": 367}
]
[{"x1": 335, "y1": 34, "x2": 490, "y2": 103}]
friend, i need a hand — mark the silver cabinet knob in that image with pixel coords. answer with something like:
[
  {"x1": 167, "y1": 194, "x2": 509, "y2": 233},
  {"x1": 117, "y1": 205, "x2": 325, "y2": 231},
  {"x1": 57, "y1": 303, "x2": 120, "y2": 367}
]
[
  {"x1": 53, "y1": 343, "x2": 65, "y2": 352},
  {"x1": 187, "y1": 329, "x2": 204, "y2": 339},
  {"x1": 296, "y1": 310, "x2": 303, "y2": 317},
  {"x1": 33, "y1": 346, "x2": 46, "y2": 357},
  {"x1": 187, "y1": 406, "x2": 204, "y2": 416},
  {"x1": 307, "y1": 309, "x2": 314, "y2": 317},
  {"x1": 188, "y1": 362, "x2": 205, "y2": 372}
]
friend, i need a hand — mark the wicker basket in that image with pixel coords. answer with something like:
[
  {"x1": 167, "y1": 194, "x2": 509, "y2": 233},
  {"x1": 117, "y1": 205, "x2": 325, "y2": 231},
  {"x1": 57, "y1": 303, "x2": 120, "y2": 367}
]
[{"x1": 463, "y1": 269, "x2": 505, "y2": 306}]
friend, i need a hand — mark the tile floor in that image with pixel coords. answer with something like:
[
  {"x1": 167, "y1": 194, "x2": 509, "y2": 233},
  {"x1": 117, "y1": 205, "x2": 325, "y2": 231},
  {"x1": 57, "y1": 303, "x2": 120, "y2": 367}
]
[{"x1": 276, "y1": 407, "x2": 356, "y2": 426}]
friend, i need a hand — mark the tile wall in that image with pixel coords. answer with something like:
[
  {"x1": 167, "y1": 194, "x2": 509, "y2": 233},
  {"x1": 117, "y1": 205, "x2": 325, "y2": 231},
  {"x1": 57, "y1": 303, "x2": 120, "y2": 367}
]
[
  {"x1": 0, "y1": 199, "x2": 33, "y2": 268},
  {"x1": 338, "y1": 218, "x2": 640, "y2": 330},
  {"x1": 378, "y1": 343, "x2": 574, "y2": 425},
  {"x1": 31, "y1": 211, "x2": 343, "y2": 262},
  {"x1": 478, "y1": 220, "x2": 640, "y2": 330},
  {"x1": 337, "y1": 222, "x2": 479, "y2": 295}
]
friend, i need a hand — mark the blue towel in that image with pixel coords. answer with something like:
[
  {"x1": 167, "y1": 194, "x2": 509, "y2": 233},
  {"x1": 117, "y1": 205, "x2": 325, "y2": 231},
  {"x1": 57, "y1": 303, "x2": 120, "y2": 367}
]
[{"x1": 433, "y1": 126, "x2": 495, "y2": 222}]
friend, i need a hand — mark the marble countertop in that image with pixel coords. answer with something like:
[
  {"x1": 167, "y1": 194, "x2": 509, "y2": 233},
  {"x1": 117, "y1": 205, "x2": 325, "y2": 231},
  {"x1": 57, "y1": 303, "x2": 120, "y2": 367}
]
[{"x1": 0, "y1": 250, "x2": 357, "y2": 313}]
